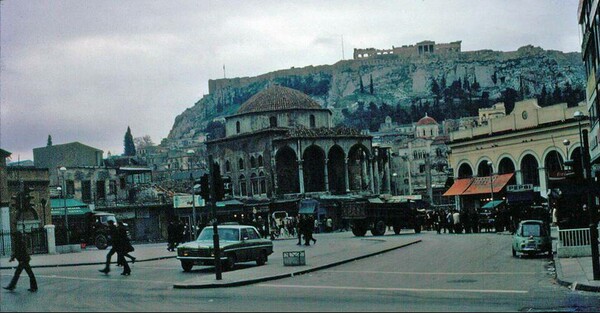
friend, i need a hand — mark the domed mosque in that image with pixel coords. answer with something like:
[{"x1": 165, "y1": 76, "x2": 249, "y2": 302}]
[{"x1": 205, "y1": 85, "x2": 394, "y2": 205}]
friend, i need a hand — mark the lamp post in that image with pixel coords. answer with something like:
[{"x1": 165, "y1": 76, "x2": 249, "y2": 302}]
[
  {"x1": 574, "y1": 111, "x2": 600, "y2": 280},
  {"x1": 59, "y1": 166, "x2": 69, "y2": 245},
  {"x1": 187, "y1": 149, "x2": 198, "y2": 241},
  {"x1": 487, "y1": 161, "x2": 494, "y2": 204}
]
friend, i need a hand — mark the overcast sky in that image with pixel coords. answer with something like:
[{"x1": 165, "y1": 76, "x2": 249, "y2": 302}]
[{"x1": 0, "y1": 0, "x2": 582, "y2": 162}]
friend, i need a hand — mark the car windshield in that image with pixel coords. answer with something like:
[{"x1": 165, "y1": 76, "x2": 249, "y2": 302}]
[
  {"x1": 520, "y1": 223, "x2": 542, "y2": 237},
  {"x1": 196, "y1": 228, "x2": 240, "y2": 241}
]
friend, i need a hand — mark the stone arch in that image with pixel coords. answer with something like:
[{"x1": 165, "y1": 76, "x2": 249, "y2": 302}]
[
  {"x1": 498, "y1": 157, "x2": 516, "y2": 174},
  {"x1": 303, "y1": 145, "x2": 326, "y2": 192},
  {"x1": 348, "y1": 144, "x2": 371, "y2": 191},
  {"x1": 239, "y1": 174, "x2": 247, "y2": 196},
  {"x1": 544, "y1": 150, "x2": 564, "y2": 176},
  {"x1": 477, "y1": 159, "x2": 493, "y2": 177},
  {"x1": 569, "y1": 147, "x2": 584, "y2": 177},
  {"x1": 457, "y1": 162, "x2": 473, "y2": 178},
  {"x1": 520, "y1": 154, "x2": 540, "y2": 186},
  {"x1": 328, "y1": 145, "x2": 346, "y2": 195},
  {"x1": 275, "y1": 146, "x2": 299, "y2": 194}
]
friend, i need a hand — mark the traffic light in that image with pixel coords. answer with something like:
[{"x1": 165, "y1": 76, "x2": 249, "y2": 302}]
[
  {"x1": 199, "y1": 174, "x2": 210, "y2": 201},
  {"x1": 23, "y1": 187, "x2": 35, "y2": 211}
]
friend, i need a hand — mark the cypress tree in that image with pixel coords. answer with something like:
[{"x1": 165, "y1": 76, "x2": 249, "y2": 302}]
[
  {"x1": 124, "y1": 126, "x2": 136, "y2": 156},
  {"x1": 47, "y1": 135, "x2": 53, "y2": 146},
  {"x1": 369, "y1": 74, "x2": 374, "y2": 95}
]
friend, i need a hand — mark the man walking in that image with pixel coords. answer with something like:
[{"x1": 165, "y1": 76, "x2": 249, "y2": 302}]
[
  {"x1": 99, "y1": 220, "x2": 121, "y2": 274},
  {"x1": 3, "y1": 231, "x2": 38, "y2": 292}
]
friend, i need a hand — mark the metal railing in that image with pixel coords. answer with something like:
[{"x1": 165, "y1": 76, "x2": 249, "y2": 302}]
[{"x1": 558, "y1": 225, "x2": 600, "y2": 247}]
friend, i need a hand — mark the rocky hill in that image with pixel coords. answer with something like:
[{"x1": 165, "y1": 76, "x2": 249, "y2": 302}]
[{"x1": 167, "y1": 45, "x2": 585, "y2": 141}]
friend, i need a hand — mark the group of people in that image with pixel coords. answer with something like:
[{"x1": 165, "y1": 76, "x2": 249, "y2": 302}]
[
  {"x1": 167, "y1": 220, "x2": 189, "y2": 251},
  {"x1": 99, "y1": 220, "x2": 135, "y2": 276},
  {"x1": 296, "y1": 214, "x2": 317, "y2": 246}
]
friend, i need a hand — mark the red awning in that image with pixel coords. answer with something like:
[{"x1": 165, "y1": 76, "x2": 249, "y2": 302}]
[
  {"x1": 461, "y1": 173, "x2": 514, "y2": 195},
  {"x1": 443, "y1": 178, "x2": 473, "y2": 196}
]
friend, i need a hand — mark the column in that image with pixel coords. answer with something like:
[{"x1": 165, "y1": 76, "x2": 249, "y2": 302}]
[
  {"x1": 298, "y1": 159, "x2": 305, "y2": 194},
  {"x1": 538, "y1": 167, "x2": 548, "y2": 198},
  {"x1": 361, "y1": 155, "x2": 368, "y2": 190},
  {"x1": 324, "y1": 158, "x2": 330, "y2": 192},
  {"x1": 373, "y1": 155, "x2": 381, "y2": 194},
  {"x1": 384, "y1": 158, "x2": 392, "y2": 194},
  {"x1": 515, "y1": 169, "x2": 523, "y2": 185},
  {"x1": 45, "y1": 224, "x2": 56, "y2": 254},
  {"x1": 368, "y1": 158, "x2": 375, "y2": 193},
  {"x1": 271, "y1": 158, "x2": 278, "y2": 195},
  {"x1": 344, "y1": 158, "x2": 350, "y2": 193}
]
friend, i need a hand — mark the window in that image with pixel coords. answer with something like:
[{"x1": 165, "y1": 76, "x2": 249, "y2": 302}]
[
  {"x1": 96, "y1": 180, "x2": 106, "y2": 200},
  {"x1": 226, "y1": 160, "x2": 231, "y2": 172},
  {"x1": 236, "y1": 121, "x2": 241, "y2": 134},
  {"x1": 258, "y1": 155, "x2": 264, "y2": 167},
  {"x1": 82, "y1": 180, "x2": 92, "y2": 203},
  {"x1": 239, "y1": 158, "x2": 244, "y2": 170},
  {"x1": 269, "y1": 116, "x2": 278, "y2": 127},
  {"x1": 239, "y1": 175, "x2": 247, "y2": 196},
  {"x1": 310, "y1": 115, "x2": 316, "y2": 128},
  {"x1": 251, "y1": 156, "x2": 257, "y2": 168}
]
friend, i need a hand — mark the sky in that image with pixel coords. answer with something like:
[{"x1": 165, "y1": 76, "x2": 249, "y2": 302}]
[{"x1": 0, "y1": 0, "x2": 582, "y2": 162}]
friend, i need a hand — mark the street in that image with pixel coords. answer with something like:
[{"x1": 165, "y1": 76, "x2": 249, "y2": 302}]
[{"x1": 1, "y1": 231, "x2": 599, "y2": 312}]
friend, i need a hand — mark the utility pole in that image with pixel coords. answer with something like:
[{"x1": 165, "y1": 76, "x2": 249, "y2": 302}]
[
  {"x1": 583, "y1": 129, "x2": 600, "y2": 280},
  {"x1": 208, "y1": 155, "x2": 222, "y2": 280}
]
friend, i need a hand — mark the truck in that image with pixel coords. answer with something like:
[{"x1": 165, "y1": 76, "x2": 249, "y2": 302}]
[
  {"x1": 341, "y1": 199, "x2": 425, "y2": 237},
  {"x1": 54, "y1": 211, "x2": 127, "y2": 249}
]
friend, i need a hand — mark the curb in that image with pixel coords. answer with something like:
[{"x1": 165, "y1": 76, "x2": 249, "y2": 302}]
[
  {"x1": 0, "y1": 255, "x2": 177, "y2": 270},
  {"x1": 553, "y1": 256, "x2": 600, "y2": 293},
  {"x1": 173, "y1": 239, "x2": 422, "y2": 289}
]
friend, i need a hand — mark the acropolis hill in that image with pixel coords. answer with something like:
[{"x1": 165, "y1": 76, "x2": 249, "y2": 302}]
[{"x1": 167, "y1": 41, "x2": 584, "y2": 142}]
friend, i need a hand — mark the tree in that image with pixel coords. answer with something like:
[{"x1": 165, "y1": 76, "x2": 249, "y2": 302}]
[
  {"x1": 359, "y1": 75, "x2": 364, "y2": 93},
  {"x1": 123, "y1": 126, "x2": 136, "y2": 156},
  {"x1": 134, "y1": 135, "x2": 154, "y2": 151},
  {"x1": 538, "y1": 85, "x2": 548, "y2": 107},
  {"x1": 47, "y1": 135, "x2": 52, "y2": 146},
  {"x1": 369, "y1": 74, "x2": 374, "y2": 95}
]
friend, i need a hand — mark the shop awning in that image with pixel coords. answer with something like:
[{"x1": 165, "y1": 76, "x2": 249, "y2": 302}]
[
  {"x1": 461, "y1": 173, "x2": 514, "y2": 196},
  {"x1": 443, "y1": 178, "x2": 473, "y2": 196},
  {"x1": 50, "y1": 199, "x2": 91, "y2": 216},
  {"x1": 482, "y1": 200, "x2": 504, "y2": 209}
]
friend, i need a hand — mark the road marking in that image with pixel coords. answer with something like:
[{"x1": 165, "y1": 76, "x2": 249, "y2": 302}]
[
  {"x1": 322, "y1": 270, "x2": 538, "y2": 275},
  {"x1": 0, "y1": 273, "x2": 176, "y2": 285},
  {"x1": 258, "y1": 284, "x2": 528, "y2": 294}
]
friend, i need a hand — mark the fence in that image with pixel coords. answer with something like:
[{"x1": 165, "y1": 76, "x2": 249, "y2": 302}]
[
  {"x1": 557, "y1": 225, "x2": 600, "y2": 257},
  {"x1": 0, "y1": 228, "x2": 48, "y2": 257}
]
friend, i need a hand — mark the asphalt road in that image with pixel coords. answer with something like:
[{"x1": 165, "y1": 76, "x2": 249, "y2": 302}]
[{"x1": 2, "y1": 231, "x2": 599, "y2": 312}]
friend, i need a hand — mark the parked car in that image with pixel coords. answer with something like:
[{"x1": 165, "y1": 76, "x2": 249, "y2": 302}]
[
  {"x1": 176, "y1": 224, "x2": 273, "y2": 272},
  {"x1": 512, "y1": 220, "x2": 552, "y2": 257}
]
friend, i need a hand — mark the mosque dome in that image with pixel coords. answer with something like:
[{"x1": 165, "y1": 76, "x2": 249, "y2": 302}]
[
  {"x1": 416, "y1": 114, "x2": 438, "y2": 126},
  {"x1": 236, "y1": 85, "x2": 322, "y2": 114}
]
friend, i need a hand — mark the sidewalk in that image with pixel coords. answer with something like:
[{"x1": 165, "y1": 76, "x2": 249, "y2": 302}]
[{"x1": 551, "y1": 227, "x2": 600, "y2": 292}]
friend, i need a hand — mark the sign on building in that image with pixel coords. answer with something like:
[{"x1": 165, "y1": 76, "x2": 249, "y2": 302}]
[
  {"x1": 173, "y1": 195, "x2": 205, "y2": 209},
  {"x1": 507, "y1": 184, "x2": 534, "y2": 192}
]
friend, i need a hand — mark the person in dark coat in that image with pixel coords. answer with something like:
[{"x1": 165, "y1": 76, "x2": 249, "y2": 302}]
[
  {"x1": 303, "y1": 215, "x2": 317, "y2": 246},
  {"x1": 116, "y1": 221, "x2": 135, "y2": 267},
  {"x1": 116, "y1": 221, "x2": 132, "y2": 275},
  {"x1": 3, "y1": 231, "x2": 37, "y2": 292},
  {"x1": 99, "y1": 220, "x2": 121, "y2": 274},
  {"x1": 167, "y1": 221, "x2": 176, "y2": 251}
]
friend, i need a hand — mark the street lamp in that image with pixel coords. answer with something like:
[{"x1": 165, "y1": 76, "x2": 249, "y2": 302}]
[
  {"x1": 187, "y1": 149, "x2": 197, "y2": 241},
  {"x1": 487, "y1": 161, "x2": 494, "y2": 203},
  {"x1": 59, "y1": 166, "x2": 69, "y2": 245},
  {"x1": 573, "y1": 111, "x2": 600, "y2": 280}
]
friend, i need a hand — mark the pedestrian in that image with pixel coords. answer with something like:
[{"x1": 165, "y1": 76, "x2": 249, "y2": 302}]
[
  {"x1": 167, "y1": 221, "x2": 176, "y2": 252},
  {"x1": 99, "y1": 220, "x2": 120, "y2": 274},
  {"x1": 296, "y1": 215, "x2": 304, "y2": 245},
  {"x1": 116, "y1": 221, "x2": 132, "y2": 276},
  {"x1": 304, "y1": 215, "x2": 317, "y2": 246},
  {"x1": 453, "y1": 210, "x2": 462, "y2": 234},
  {"x1": 3, "y1": 231, "x2": 38, "y2": 292},
  {"x1": 326, "y1": 216, "x2": 333, "y2": 233},
  {"x1": 116, "y1": 221, "x2": 136, "y2": 266}
]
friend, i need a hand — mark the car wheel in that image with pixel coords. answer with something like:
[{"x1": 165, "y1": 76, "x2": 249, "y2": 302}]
[
  {"x1": 181, "y1": 261, "x2": 193, "y2": 272},
  {"x1": 351, "y1": 223, "x2": 367, "y2": 237},
  {"x1": 393, "y1": 225, "x2": 401, "y2": 235},
  {"x1": 512, "y1": 247, "x2": 517, "y2": 257},
  {"x1": 95, "y1": 234, "x2": 108, "y2": 250},
  {"x1": 256, "y1": 251, "x2": 267, "y2": 266},
  {"x1": 414, "y1": 224, "x2": 422, "y2": 234},
  {"x1": 371, "y1": 220, "x2": 386, "y2": 236}
]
